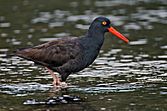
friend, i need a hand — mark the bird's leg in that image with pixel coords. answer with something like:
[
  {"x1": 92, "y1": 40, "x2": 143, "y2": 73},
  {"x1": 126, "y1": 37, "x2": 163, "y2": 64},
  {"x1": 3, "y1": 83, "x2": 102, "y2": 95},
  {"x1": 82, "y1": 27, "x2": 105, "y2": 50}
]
[{"x1": 45, "y1": 67, "x2": 60, "y2": 86}]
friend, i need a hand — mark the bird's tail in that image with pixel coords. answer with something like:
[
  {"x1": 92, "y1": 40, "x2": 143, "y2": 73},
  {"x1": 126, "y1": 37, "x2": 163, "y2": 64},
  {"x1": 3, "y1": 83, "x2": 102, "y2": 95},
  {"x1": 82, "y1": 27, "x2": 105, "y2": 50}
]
[
  {"x1": 15, "y1": 47, "x2": 32, "y2": 57},
  {"x1": 15, "y1": 47, "x2": 50, "y2": 67}
]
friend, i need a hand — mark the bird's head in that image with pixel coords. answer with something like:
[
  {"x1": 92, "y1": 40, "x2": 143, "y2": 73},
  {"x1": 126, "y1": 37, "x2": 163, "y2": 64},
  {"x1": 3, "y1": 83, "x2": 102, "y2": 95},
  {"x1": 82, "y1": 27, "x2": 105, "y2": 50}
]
[{"x1": 89, "y1": 17, "x2": 129, "y2": 43}]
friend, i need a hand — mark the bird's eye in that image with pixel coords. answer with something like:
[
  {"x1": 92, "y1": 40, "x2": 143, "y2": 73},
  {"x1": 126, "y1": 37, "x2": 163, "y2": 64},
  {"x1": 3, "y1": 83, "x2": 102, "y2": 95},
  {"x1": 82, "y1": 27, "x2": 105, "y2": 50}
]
[{"x1": 102, "y1": 21, "x2": 107, "y2": 26}]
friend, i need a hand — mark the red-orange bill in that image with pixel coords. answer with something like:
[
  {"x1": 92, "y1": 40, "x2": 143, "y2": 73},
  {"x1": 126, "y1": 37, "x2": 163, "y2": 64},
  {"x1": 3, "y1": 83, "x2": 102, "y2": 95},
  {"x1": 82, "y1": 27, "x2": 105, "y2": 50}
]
[{"x1": 108, "y1": 27, "x2": 129, "y2": 43}]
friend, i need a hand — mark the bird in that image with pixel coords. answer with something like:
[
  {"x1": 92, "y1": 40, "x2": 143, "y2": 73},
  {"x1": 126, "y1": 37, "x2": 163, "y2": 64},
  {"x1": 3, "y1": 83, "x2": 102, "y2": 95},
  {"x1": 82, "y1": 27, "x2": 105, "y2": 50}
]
[{"x1": 16, "y1": 17, "x2": 129, "y2": 87}]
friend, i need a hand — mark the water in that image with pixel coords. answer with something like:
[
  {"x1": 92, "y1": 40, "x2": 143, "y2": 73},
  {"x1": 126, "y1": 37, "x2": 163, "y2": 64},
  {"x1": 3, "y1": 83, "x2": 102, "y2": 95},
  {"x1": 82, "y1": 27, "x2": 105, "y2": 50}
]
[{"x1": 0, "y1": 0, "x2": 167, "y2": 111}]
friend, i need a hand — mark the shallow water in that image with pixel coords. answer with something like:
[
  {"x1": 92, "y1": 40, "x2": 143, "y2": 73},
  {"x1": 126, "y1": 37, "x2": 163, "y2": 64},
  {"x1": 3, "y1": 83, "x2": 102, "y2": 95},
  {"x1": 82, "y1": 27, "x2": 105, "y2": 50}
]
[{"x1": 0, "y1": 0, "x2": 167, "y2": 111}]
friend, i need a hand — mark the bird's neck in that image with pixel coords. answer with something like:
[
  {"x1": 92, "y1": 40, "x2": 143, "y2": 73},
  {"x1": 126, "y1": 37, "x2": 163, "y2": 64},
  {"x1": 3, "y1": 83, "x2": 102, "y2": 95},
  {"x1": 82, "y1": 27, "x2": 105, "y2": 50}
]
[
  {"x1": 86, "y1": 29, "x2": 104, "y2": 44},
  {"x1": 83, "y1": 29, "x2": 105, "y2": 51}
]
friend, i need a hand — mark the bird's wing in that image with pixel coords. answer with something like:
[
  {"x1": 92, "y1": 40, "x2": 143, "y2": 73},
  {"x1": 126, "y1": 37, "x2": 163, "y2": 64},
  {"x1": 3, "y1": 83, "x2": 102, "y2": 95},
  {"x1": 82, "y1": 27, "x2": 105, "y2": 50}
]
[{"x1": 16, "y1": 38, "x2": 82, "y2": 67}]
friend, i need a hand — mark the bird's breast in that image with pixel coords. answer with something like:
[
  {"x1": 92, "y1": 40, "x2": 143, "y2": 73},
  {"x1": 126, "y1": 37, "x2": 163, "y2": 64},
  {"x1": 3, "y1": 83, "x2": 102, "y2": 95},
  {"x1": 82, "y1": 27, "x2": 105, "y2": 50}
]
[
  {"x1": 76, "y1": 36, "x2": 104, "y2": 69},
  {"x1": 81, "y1": 47, "x2": 100, "y2": 67}
]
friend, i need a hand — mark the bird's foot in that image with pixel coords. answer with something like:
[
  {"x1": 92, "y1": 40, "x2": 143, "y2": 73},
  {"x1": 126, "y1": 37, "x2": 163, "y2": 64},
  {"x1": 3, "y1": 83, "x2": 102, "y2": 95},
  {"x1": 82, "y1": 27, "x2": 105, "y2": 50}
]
[
  {"x1": 52, "y1": 81, "x2": 67, "y2": 88},
  {"x1": 60, "y1": 82, "x2": 68, "y2": 88},
  {"x1": 52, "y1": 80, "x2": 61, "y2": 86}
]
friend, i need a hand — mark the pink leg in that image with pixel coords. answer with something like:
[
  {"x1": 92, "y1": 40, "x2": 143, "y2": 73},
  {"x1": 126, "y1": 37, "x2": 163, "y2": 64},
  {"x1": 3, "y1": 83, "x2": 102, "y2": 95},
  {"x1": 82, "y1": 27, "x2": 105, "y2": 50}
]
[{"x1": 45, "y1": 67, "x2": 60, "y2": 86}]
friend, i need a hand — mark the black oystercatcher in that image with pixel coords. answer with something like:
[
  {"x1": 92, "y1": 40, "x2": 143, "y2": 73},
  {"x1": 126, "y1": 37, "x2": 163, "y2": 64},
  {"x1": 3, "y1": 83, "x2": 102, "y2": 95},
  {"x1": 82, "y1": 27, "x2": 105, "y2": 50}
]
[{"x1": 16, "y1": 17, "x2": 129, "y2": 86}]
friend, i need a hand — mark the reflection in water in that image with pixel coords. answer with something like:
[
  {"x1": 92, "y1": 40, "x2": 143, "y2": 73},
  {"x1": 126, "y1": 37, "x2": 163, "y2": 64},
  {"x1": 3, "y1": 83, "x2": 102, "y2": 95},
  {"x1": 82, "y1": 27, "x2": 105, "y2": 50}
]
[
  {"x1": 24, "y1": 95, "x2": 82, "y2": 105},
  {"x1": 0, "y1": 0, "x2": 167, "y2": 111},
  {"x1": 23, "y1": 87, "x2": 82, "y2": 105}
]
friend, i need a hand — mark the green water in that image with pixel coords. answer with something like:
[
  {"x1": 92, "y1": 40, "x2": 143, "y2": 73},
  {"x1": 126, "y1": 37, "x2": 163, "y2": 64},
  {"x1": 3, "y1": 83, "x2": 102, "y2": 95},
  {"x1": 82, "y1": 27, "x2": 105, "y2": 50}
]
[{"x1": 0, "y1": 0, "x2": 167, "y2": 111}]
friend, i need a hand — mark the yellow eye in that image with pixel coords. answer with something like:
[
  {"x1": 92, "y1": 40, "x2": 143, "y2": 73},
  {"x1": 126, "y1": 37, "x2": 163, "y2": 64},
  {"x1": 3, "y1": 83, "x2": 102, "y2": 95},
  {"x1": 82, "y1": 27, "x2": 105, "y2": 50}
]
[{"x1": 102, "y1": 21, "x2": 107, "y2": 25}]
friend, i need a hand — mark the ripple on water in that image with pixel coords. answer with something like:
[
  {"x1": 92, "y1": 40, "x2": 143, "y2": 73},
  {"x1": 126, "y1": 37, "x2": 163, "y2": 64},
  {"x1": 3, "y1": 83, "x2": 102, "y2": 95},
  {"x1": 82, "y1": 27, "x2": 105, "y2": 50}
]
[
  {"x1": 95, "y1": 0, "x2": 138, "y2": 7},
  {"x1": 39, "y1": 36, "x2": 71, "y2": 42},
  {"x1": 120, "y1": 55, "x2": 133, "y2": 59},
  {"x1": 0, "y1": 22, "x2": 11, "y2": 28},
  {"x1": 70, "y1": 82, "x2": 144, "y2": 93},
  {"x1": 49, "y1": 22, "x2": 64, "y2": 28},
  {"x1": 39, "y1": 38, "x2": 59, "y2": 42},
  {"x1": 158, "y1": 73, "x2": 167, "y2": 77},
  {"x1": 1, "y1": 33, "x2": 8, "y2": 37},
  {"x1": 0, "y1": 54, "x2": 6, "y2": 57},
  {"x1": 147, "y1": 78, "x2": 164, "y2": 82},
  {"x1": 75, "y1": 24, "x2": 89, "y2": 30},
  {"x1": 106, "y1": 49, "x2": 122, "y2": 55},
  {"x1": 131, "y1": 9, "x2": 167, "y2": 27},
  {"x1": 54, "y1": 32, "x2": 70, "y2": 37},
  {"x1": 0, "y1": 48, "x2": 9, "y2": 52},
  {"x1": 157, "y1": 55, "x2": 167, "y2": 59},
  {"x1": 0, "y1": 68, "x2": 11, "y2": 72},
  {"x1": 0, "y1": 83, "x2": 52, "y2": 95},
  {"x1": 161, "y1": 45, "x2": 167, "y2": 49},
  {"x1": 31, "y1": 9, "x2": 128, "y2": 29},
  {"x1": 129, "y1": 39, "x2": 147, "y2": 45},
  {"x1": 124, "y1": 23, "x2": 141, "y2": 30}
]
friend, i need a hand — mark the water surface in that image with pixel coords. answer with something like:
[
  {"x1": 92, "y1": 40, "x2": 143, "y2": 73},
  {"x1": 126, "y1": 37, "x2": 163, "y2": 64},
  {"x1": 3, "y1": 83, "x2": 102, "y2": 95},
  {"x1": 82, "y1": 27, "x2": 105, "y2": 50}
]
[{"x1": 0, "y1": 0, "x2": 167, "y2": 111}]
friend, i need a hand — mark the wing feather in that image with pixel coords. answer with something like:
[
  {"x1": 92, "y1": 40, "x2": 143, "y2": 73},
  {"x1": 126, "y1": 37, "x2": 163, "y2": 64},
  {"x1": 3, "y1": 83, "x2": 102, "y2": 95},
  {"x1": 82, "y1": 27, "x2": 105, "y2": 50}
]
[{"x1": 16, "y1": 38, "x2": 81, "y2": 67}]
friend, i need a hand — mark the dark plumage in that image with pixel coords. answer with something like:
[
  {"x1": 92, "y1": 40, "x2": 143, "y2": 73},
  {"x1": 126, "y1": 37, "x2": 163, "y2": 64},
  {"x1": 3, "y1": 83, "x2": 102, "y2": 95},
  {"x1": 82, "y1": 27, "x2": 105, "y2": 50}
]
[{"x1": 16, "y1": 17, "x2": 129, "y2": 85}]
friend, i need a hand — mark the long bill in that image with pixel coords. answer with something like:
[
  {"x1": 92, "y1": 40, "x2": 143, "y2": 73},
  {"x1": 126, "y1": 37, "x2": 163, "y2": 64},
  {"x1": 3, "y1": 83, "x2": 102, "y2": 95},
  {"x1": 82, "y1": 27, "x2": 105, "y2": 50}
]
[{"x1": 108, "y1": 27, "x2": 129, "y2": 43}]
